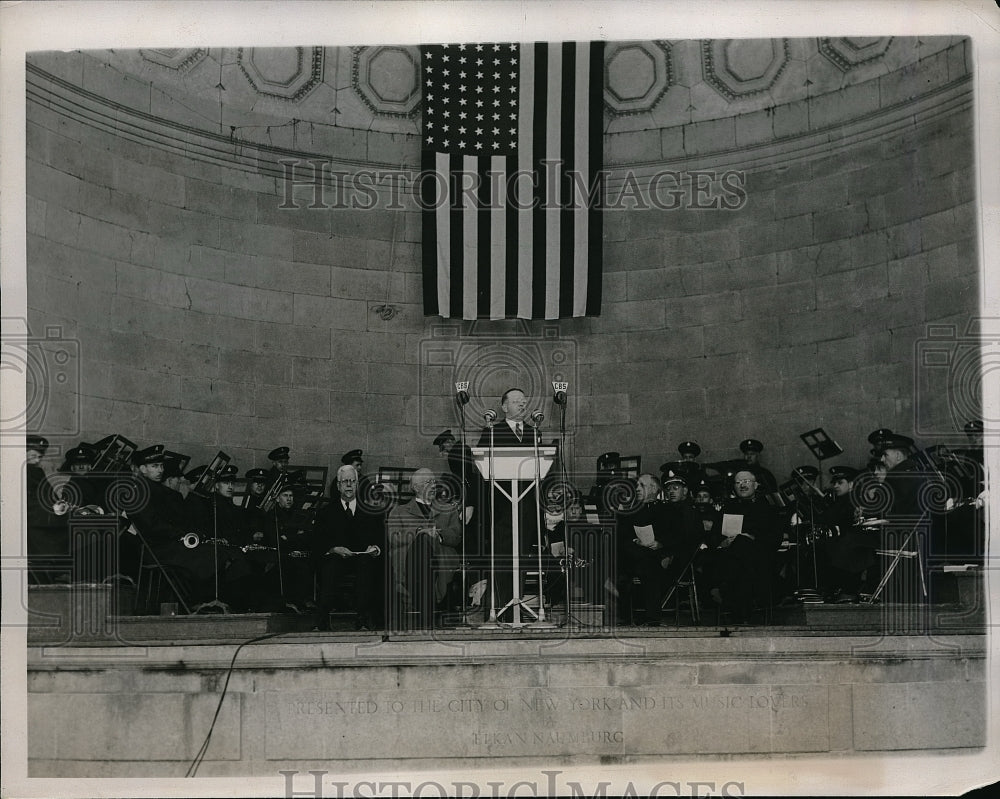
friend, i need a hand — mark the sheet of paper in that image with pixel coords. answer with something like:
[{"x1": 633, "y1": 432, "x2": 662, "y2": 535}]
[
  {"x1": 633, "y1": 524, "x2": 655, "y2": 546},
  {"x1": 721, "y1": 513, "x2": 744, "y2": 537}
]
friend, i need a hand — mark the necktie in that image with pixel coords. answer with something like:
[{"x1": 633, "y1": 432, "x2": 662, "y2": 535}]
[
  {"x1": 344, "y1": 501, "x2": 353, "y2": 517},
  {"x1": 515, "y1": 422, "x2": 523, "y2": 440}
]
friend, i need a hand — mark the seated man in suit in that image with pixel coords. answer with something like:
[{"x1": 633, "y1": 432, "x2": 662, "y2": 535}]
[
  {"x1": 704, "y1": 469, "x2": 783, "y2": 622},
  {"x1": 313, "y1": 465, "x2": 387, "y2": 631},
  {"x1": 614, "y1": 473, "x2": 670, "y2": 626},
  {"x1": 387, "y1": 468, "x2": 462, "y2": 629}
]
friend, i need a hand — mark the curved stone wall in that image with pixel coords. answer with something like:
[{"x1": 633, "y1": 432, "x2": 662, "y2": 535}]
[{"x1": 25, "y1": 37, "x2": 978, "y2": 481}]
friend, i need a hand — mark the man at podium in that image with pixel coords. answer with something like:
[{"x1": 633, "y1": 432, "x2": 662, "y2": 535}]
[{"x1": 477, "y1": 387, "x2": 542, "y2": 622}]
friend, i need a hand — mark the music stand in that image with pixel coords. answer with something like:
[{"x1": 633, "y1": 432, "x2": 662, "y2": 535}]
[
  {"x1": 189, "y1": 451, "x2": 231, "y2": 614},
  {"x1": 191, "y1": 451, "x2": 231, "y2": 498},
  {"x1": 800, "y1": 428, "x2": 843, "y2": 462},
  {"x1": 91, "y1": 434, "x2": 137, "y2": 473}
]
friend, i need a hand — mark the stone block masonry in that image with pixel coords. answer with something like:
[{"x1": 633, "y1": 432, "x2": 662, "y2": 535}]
[{"x1": 23, "y1": 39, "x2": 978, "y2": 482}]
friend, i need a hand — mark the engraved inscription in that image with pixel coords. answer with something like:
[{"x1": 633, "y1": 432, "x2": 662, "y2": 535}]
[{"x1": 265, "y1": 685, "x2": 829, "y2": 760}]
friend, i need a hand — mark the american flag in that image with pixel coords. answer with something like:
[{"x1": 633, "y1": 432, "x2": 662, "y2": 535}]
[{"x1": 420, "y1": 42, "x2": 604, "y2": 320}]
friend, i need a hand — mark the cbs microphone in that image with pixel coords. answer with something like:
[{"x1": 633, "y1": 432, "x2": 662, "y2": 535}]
[
  {"x1": 454, "y1": 381, "x2": 470, "y2": 406},
  {"x1": 483, "y1": 409, "x2": 497, "y2": 425},
  {"x1": 552, "y1": 381, "x2": 568, "y2": 406}
]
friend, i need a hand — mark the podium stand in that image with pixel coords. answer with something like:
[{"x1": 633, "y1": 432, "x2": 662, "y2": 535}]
[{"x1": 471, "y1": 444, "x2": 556, "y2": 627}]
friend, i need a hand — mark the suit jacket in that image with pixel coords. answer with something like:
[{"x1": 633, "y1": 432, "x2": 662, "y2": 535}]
[
  {"x1": 387, "y1": 499, "x2": 461, "y2": 589},
  {"x1": 314, "y1": 499, "x2": 386, "y2": 557},
  {"x1": 720, "y1": 496, "x2": 783, "y2": 552},
  {"x1": 615, "y1": 500, "x2": 670, "y2": 553},
  {"x1": 478, "y1": 420, "x2": 541, "y2": 448},
  {"x1": 128, "y1": 476, "x2": 190, "y2": 549}
]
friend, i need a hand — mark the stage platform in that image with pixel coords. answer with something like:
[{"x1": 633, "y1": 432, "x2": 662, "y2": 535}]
[{"x1": 23, "y1": 572, "x2": 989, "y2": 777}]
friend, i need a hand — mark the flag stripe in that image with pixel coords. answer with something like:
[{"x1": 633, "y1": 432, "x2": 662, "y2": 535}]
[
  {"x1": 448, "y1": 153, "x2": 464, "y2": 318},
  {"x1": 572, "y1": 42, "x2": 590, "y2": 316},
  {"x1": 544, "y1": 44, "x2": 562, "y2": 320},
  {"x1": 531, "y1": 43, "x2": 548, "y2": 320},
  {"x1": 504, "y1": 156, "x2": 518, "y2": 318},
  {"x1": 488, "y1": 156, "x2": 506, "y2": 319},
  {"x1": 476, "y1": 156, "x2": 490, "y2": 318},
  {"x1": 421, "y1": 149, "x2": 440, "y2": 315},
  {"x1": 517, "y1": 43, "x2": 535, "y2": 320},
  {"x1": 559, "y1": 42, "x2": 577, "y2": 320},
  {"x1": 462, "y1": 156, "x2": 478, "y2": 319},
  {"x1": 433, "y1": 155, "x2": 451, "y2": 316},
  {"x1": 586, "y1": 40, "x2": 604, "y2": 317}
]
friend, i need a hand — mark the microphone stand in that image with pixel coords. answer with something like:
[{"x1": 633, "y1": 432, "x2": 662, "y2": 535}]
[
  {"x1": 457, "y1": 401, "x2": 472, "y2": 627},
  {"x1": 528, "y1": 419, "x2": 554, "y2": 628},
  {"x1": 557, "y1": 398, "x2": 573, "y2": 626},
  {"x1": 194, "y1": 494, "x2": 229, "y2": 614},
  {"x1": 273, "y1": 507, "x2": 285, "y2": 598},
  {"x1": 481, "y1": 419, "x2": 500, "y2": 629}
]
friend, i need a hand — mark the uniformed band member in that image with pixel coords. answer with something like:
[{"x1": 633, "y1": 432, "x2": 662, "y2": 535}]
[
  {"x1": 878, "y1": 433, "x2": 923, "y2": 518},
  {"x1": 245, "y1": 467, "x2": 269, "y2": 509},
  {"x1": 658, "y1": 470, "x2": 708, "y2": 600},
  {"x1": 268, "y1": 446, "x2": 291, "y2": 473},
  {"x1": 659, "y1": 458, "x2": 702, "y2": 492},
  {"x1": 128, "y1": 446, "x2": 250, "y2": 610},
  {"x1": 270, "y1": 484, "x2": 316, "y2": 613},
  {"x1": 867, "y1": 427, "x2": 907, "y2": 460},
  {"x1": 434, "y1": 429, "x2": 481, "y2": 504},
  {"x1": 314, "y1": 465, "x2": 387, "y2": 631},
  {"x1": 739, "y1": 439, "x2": 778, "y2": 496},
  {"x1": 678, "y1": 441, "x2": 701, "y2": 462},
  {"x1": 341, "y1": 449, "x2": 364, "y2": 473},
  {"x1": 59, "y1": 444, "x2": 95, "y2": 475},
  {"x1": 26, "y1": 435, "x2": 69, "y2": 583},
  {"x1": 820, "y1": 465, "x2": 874, "y2": 602},
  {"x1": 434, "y1": 429, "x2": 482, "y2": 501}
]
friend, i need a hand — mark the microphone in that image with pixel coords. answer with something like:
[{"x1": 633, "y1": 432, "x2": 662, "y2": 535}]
[
  {"x1": 552, "y1": 381, "x2": 568, "y2": 406},
  {"x1": 483, "y1": 409, "x2": 497, "y2": 425},
  {"x1": 455, "y1": 381, "x2": 470, "y2": 406},
  {"x1": 529, "y1": 409, "x2": 544, "y2": 427}
]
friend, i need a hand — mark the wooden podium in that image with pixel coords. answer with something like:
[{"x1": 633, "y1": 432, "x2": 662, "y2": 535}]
[{"x1": 470, "y1": 444, "x2": 557, "y2": 627}]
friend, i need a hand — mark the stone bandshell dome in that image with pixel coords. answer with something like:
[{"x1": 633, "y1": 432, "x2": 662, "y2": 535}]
[{"x1": 42, "y1": 37, "x2": 963, "y2": 161}]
